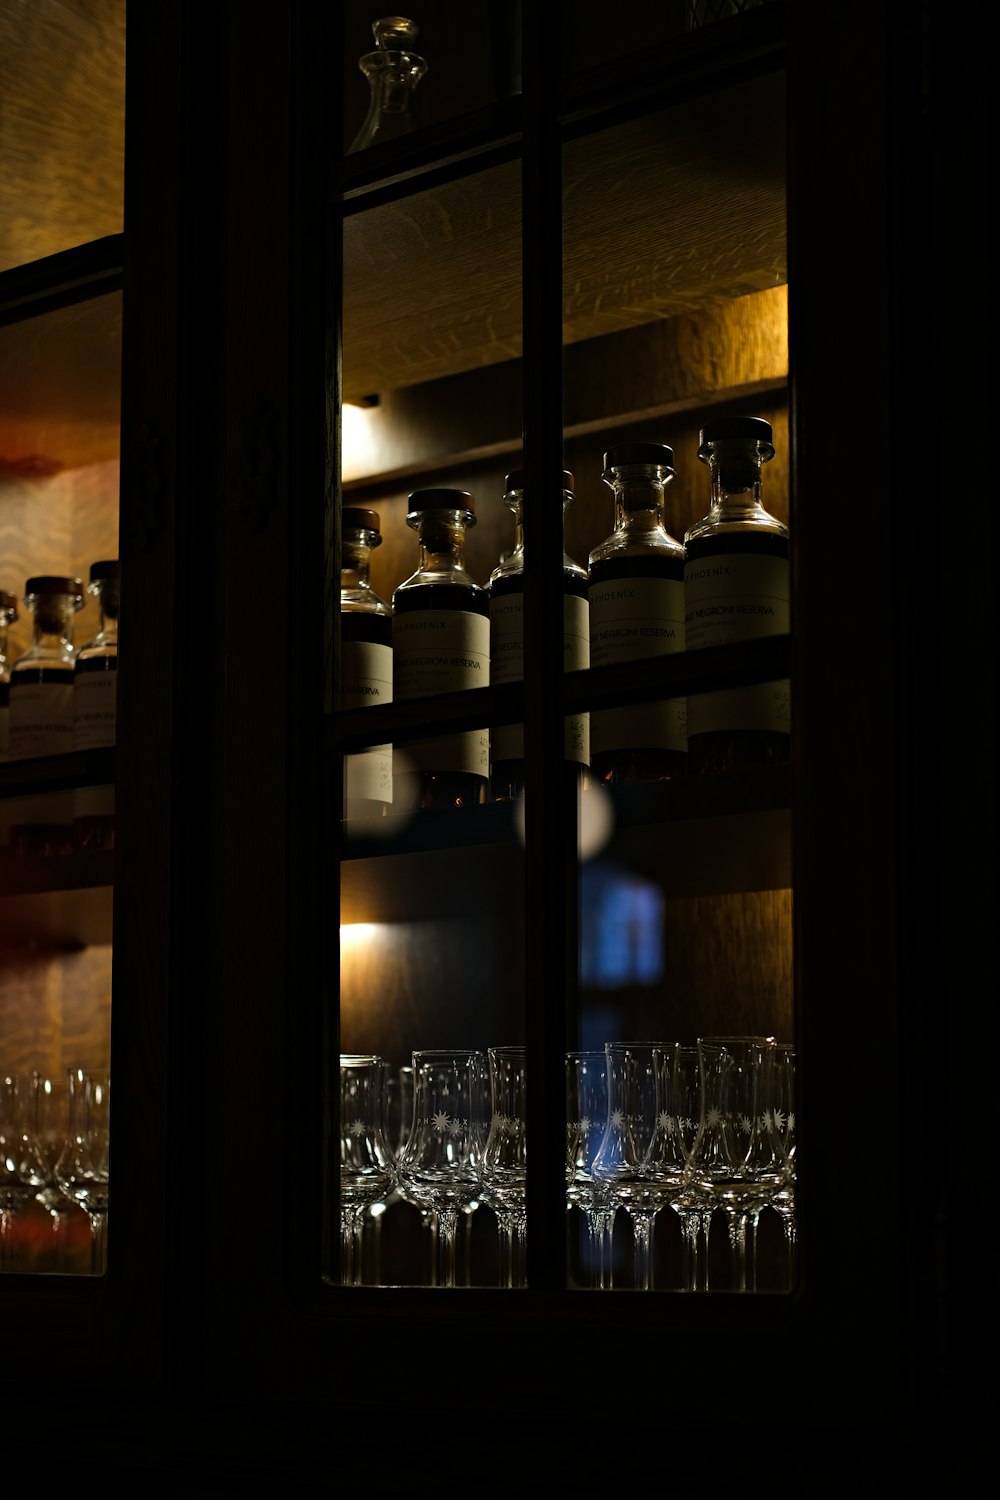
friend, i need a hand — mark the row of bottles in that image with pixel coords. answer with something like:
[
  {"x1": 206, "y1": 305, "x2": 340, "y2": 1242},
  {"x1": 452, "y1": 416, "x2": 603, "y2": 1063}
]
[
  {"x1": 0, "y1": 563, "x2": 119, "y2": 855},
  {"x1": 340, "y1": 416, "x2": 789, "y2": 817}
]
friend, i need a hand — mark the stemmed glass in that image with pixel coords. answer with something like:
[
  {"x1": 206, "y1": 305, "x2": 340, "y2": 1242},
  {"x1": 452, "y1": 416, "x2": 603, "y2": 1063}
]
[
  {"x1": 1, "y1": 1072, "x2": 49, "y2": 1271},
  {"x1": 54, "y1": 1067, "x2": 111, "y2": 1275},
  {"x1": 30, "y1": 1071, "x2": 77, "y2": 1270},
  {"x1": 339, "y1": 1054, "x2": 397, "y2": 1285},
  {"x1": 480, "y1": 1045, "x2": 528, "y2": 1289},
  {"x1": 688, "y1": 1037, "x2": 779, "y2": 1292},
  {"x1": 644, "y1": 1044, "x2": 708, "y2": 1291},
  {"x1": 592, "y1": 1042, "x2": 662, "y2": 1290},
  {"x1": 565, "y1": 1049, "x2": 614, "y2": 1289},
  {"x1": 395, "y1": 1049, "x2": 486, "y2": 1289}
]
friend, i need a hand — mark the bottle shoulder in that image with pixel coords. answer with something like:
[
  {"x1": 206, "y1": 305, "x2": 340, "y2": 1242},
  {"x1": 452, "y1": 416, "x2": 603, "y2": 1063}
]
[
  {"x1": 341, "y1": 587, "x2": 391, "y2": 615},
  {"x1": 12, "y1": 643, "x2": 75, "y2": 670},
  {"x1": 684, "y1": 510, "x2": 789, "y2": 549},
  {"x1": 589, "y1": 527, "x2": 685, "y2": 568}
]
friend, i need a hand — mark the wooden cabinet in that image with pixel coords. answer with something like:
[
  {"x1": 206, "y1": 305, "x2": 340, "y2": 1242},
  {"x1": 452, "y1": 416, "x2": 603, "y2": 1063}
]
[{"x1": 2, "y1": 0, "x2": 984, "y2": 1485}]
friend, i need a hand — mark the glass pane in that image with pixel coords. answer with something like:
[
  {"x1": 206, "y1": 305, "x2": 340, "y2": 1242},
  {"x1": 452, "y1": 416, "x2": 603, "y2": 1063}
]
[
  {"x1": 562, "y1": 67, "x2": 794, "y2": 1292},
  {"x1": 0, "y1": 290, "x2": 120, "y2": 1274},
  {"x1": 337, "y1": 158, "x2": 524, "y2": 1287},
  {"x1": 0, "y1": 0, "x2": 125, "y2": 272}
]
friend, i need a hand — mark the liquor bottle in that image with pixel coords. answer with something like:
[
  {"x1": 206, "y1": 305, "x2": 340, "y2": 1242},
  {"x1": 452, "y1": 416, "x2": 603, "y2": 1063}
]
[
  {"x1": 73, "y1": 559, "x2": 119, "y2": 852},
  {"x1": 348, "y1": 15, "x2": 428, "y2": 153},
  {"x1": 684, "y1": 415, "x2": 790, "y2": 773},
  {"x1": 587, "y1": 442, "x2": 687, "y2": 783},
  {"x1": 488, "y1": 468, "x2": 590, "y2": 800},
  {"x1": 8, "y1": 574, "x2": 84, "y2": 855},
  {"x1": 0, "y1": 590, "x2": 18, "y2": 849},
  {"x1": 391, "y1": 488, "x2": 489, "y2": 810},
  {"x1": 340, "y1": 507, "x2": 393, "y2": 822}
]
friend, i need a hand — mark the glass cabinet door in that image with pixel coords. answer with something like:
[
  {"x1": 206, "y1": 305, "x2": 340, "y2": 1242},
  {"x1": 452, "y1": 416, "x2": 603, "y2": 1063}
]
[
  {"x1": 326, "y1": 1, "x2": 792, "y2": 1295},
  {"x1": 0, "y1": 0, "x2": 124, "y2": 1279}
]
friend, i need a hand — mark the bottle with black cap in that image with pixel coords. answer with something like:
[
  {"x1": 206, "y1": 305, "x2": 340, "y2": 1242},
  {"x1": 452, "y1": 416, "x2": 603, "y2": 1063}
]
[
  {"x1": 73, "y1": 559, "x2": 119, "y2": 852},
  {"x1": 488, "y1": 468, "x2": 590, "y2": 800},
  {"x1": 684, "y1": 414, "x2": 790, "y2": 773},
  {"x1": 340, "y1": 507, "x2": 393, "y2": 823},
  {"x1": 587, "y1": 442, "x2": 687, "y2": 783},
  {"x1": 8, "y1": 573, "x2": 84, "y2": 855},
  {"x1": 391, "y1": 488, "x2": 489, "y2": 810}
]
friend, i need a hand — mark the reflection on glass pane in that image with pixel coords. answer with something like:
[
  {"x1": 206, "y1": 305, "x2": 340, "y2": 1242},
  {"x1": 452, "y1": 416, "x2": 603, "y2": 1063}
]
[{"x1": 0, "y1": 0, "x2": 125, "y2": 272}]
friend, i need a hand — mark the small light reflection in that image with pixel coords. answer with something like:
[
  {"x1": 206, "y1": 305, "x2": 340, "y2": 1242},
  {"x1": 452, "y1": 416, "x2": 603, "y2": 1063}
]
[{"x1": 513, "y1": 781, "x2": 615, "y2": 862}]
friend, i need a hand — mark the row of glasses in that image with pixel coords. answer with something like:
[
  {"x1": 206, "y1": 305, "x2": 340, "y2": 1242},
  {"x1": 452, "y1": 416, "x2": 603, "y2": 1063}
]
[
  {"x1": 342, "y1": 1047, "x2": 530, "y2": 1289},
  {"x1": 1, "y1": 1067, "x2": 110, "y2": 1275},
  {"x1": 587, "y1": 1037, "x2": 796, "y2": 1292},
  {"x1": 339, "y1": 1039, "x2": 795, "y2": 1292}
]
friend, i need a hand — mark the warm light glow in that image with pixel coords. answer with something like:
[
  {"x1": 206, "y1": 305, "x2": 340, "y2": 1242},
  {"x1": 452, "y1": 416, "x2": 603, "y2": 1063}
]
[
  {"x1": 341, "y1": 401, "x2": 382, "y2": 482},
  {"x1": 340, "y1": 922, "x2": 380, "y2": 953}
]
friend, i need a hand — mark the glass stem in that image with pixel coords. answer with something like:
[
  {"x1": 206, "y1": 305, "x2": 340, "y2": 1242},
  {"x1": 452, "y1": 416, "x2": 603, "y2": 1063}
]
[
  {"x1": 631, "y1": 1210, "x2": 654, "y2": 1291},
  {"x1": 88, "y1": 1211, "x2": 107, "y2": 1275},
  {"x1": 436, "y1": 1209, "x2": 459, "y2": 1288}
]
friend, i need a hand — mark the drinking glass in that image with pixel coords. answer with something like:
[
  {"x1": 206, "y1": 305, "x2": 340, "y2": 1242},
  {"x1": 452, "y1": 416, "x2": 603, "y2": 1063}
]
[
  {"x1": 1, "y1": 1072, "x2": 49, "y2": 1271},
  {"x1": 480, "y1": 1045, "x2": 528, "y2": 1289},
  {"x1": 395, "y1": 1049, "x2": 486, "y2": 1289},
  {"x1": 689, "y1": 1037, "x2": 778, "y2": 1291},
  {"x1": 566, "y1": 1049, "x2": 614, "y2": 1289},
  {"x1": 592, "y1": 1042, "x2": 662, "y2": 1290},
  {"x1": 767, "y1": 1041, "x2": 797, "y2": 1287},
  {"x1": 339, "y1": 1054, "x2": 396, "y2": 1285},
  {"x1": 54, "y1": 1067, "x2": 111, "y2": 1275},
  {"x1": 644, "y1": 1044, "x2": 708, "y2": 1291},
  {"x1": 30, "y1": 1071, "x2": 77, "y2": 1270}
]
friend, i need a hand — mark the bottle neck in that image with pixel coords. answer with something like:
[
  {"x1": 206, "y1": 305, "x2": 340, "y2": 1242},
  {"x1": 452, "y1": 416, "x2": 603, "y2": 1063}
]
[
  {"x1": 705, "y1": 444, "x2": 768, "y2": 522},
  {"x1": 611, "y1": 474, "x2": 668, "y2": 534},
  {"x1": 342, "y1": 537, "x2": 374, "y2": 590},
  {"x1": 350, "y1": 46, "x2": 427, "y2": 151},
  {"x1": 95, "y1": 581, "x2": 119, "y2": 644},
  {"x1": 410, "y1": 513, "x2": 474, "y2": 583},
  {"x1": 26, "y1": 597, "x2": 77, "y2": 660}
]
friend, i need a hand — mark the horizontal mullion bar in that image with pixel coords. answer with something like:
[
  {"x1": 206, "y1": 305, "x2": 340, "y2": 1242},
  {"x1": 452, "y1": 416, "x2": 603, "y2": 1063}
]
[
  {"x1": 0, "y1": 236, "x2": 125, "y2": 325},
  {"x1": 0, "y1": 748, "x2": 117, "y2": 798},
  {"x1": 327, "y1": 636, "x2": 791, "y2": 751}
]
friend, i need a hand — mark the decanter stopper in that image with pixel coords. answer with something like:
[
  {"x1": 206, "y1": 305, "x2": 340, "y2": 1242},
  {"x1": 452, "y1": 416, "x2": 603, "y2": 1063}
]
[{"x1": 348, "y1": 15, "x2": 429, "y2": 153}]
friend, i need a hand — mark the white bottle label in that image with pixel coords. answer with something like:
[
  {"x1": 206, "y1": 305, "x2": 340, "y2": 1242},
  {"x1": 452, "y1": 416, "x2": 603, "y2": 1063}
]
[
  {"x1": 489, "y1": 592, "x2": 590, "y2": 766},
  {"x1": 343, "y1": 638, "x2": 393, "y2": 806},
  {"x1": 73, "y1": 669, "x2": 117, "y2": 750},
  {"x1": 588, "y1": 575, "x2": 686, "y2": 755},
  {"x1": 9, "y1": 680, "x2": 75, "y2": 758},
  {"x1": 392, "y1": 607, "x2": 489, "y2": 776},
  {"x1": 685, "y1": 551, "x2": 790, "y2": 736}
]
